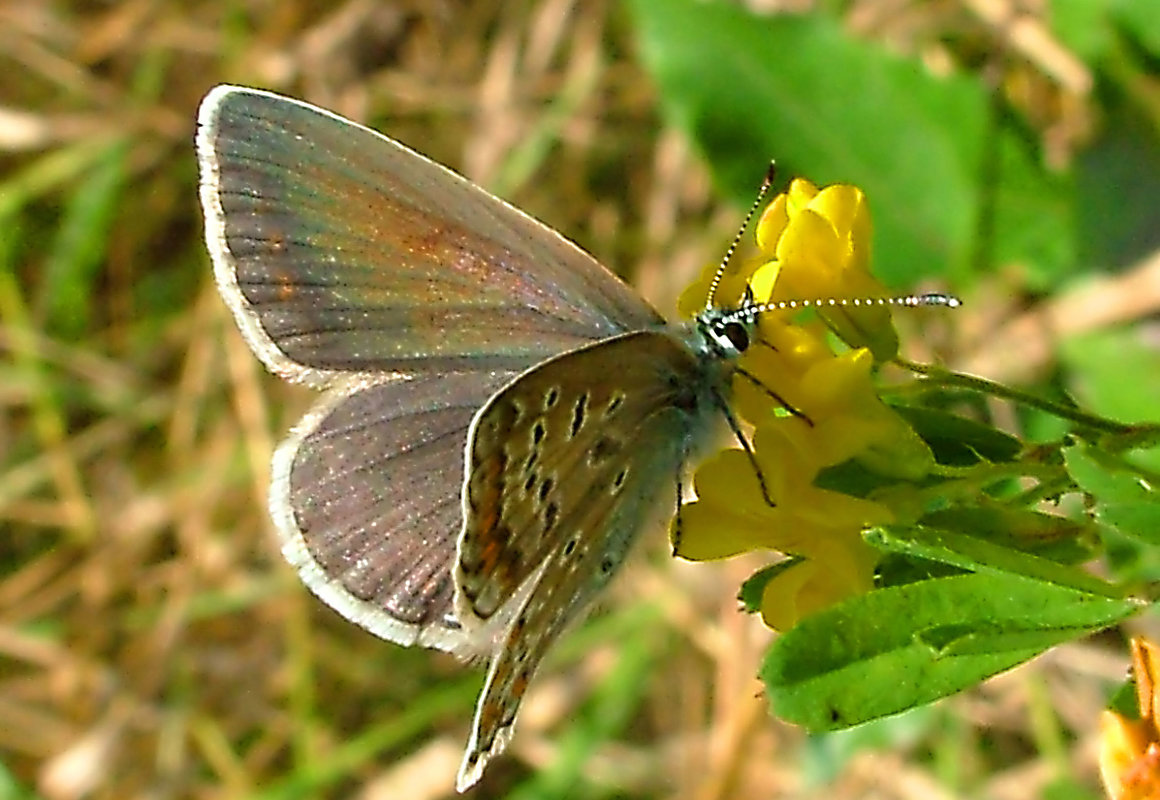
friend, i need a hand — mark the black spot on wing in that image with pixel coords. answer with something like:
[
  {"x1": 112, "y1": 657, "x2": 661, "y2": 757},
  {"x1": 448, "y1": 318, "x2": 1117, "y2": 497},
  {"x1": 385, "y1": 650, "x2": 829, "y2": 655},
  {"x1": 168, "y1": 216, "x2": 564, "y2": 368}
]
[{"x1": 570, "y1": 394, "x2": 588, "y2": 438}]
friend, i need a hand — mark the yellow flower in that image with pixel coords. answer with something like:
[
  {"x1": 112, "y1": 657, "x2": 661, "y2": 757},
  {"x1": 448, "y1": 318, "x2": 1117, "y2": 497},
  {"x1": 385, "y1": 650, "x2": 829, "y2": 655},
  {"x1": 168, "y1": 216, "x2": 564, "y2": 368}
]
[
  {"x1": 674, "y1": 426, "x2": 894, "y2": 631},
  {"x1": 675, "y1": 430, "x2": 894, "y2": 561},
  {"x1": 676, "y1": 254, "x2": 763, "y2": 320},
  {"x1": 757, "y1": 538, "x2": 878, "y2": 631},
  {"x1": 729, "y1": 320, "x2": 831, "y2": 428},
  {"x1": 750, "y1": 180, "x2": 898, "y2": 361},
  {"x1": 673, "y1": 177, "x2": 934, "y2": 631},
  {"x1": 762, "y1": 346, "x2": 934, "y2": 478},
  {"x1": 752, "y1": 180, "x2": 872, "y2": 299}
]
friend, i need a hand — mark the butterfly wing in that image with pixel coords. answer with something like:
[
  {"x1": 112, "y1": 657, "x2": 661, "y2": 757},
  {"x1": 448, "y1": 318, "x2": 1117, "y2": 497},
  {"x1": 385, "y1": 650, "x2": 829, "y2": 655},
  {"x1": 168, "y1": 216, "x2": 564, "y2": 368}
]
[
  {"x1": 196, "y1": 85, "x2": 662, "y2": 388},
  {"x1": 197, "y1": 85, "x2": 665, "y2": 655},
  {"x1": 453, "y1": 331, "x2": 718, "y2": 788},
  {"x1": 273, "y1": 370, "x2": 520, "y2": 654}
]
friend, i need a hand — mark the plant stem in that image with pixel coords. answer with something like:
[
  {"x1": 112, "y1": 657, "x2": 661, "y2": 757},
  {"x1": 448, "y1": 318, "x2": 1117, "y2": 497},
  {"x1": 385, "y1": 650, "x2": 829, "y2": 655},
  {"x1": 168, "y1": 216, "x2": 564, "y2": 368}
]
[{"x1": 893, "y1": 358, "x2": 1142, "y2": 436}]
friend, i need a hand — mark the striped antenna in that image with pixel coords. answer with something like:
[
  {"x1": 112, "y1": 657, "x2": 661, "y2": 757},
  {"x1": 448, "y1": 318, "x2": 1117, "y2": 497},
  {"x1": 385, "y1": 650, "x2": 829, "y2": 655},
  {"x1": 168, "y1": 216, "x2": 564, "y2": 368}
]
[
  {"x1": 725, "y1": 292, "x2": 961, "y2": 324},
  {"x1": 705, "y1": 162, "x2": 779, "y2": 310}
]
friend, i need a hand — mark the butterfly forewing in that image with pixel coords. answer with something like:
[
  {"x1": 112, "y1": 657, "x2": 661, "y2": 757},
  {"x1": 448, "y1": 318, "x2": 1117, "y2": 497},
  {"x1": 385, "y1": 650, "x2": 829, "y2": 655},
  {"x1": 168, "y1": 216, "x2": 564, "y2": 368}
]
[
  {"x1": 454, "y1": 332, "x2": 716, "y2": 788},
  {"x1": 197, "y1": 86, "x2": 662, "y2": 387}
]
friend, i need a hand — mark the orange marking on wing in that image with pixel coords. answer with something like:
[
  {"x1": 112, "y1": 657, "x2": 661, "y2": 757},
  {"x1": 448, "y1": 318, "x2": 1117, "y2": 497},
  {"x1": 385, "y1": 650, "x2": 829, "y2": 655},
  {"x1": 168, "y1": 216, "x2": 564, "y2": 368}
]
[
  {"x1": 274, "y1": 269, "x2": 296, "y2": 301},
  {"x1": 508, "y1": 670, "x2": 529, "y2": 708},
  {"x1": 478, "y1": 530, "x2": 503, "y2": 573},
  {"x1": 477, "y1": 665, "x2": 511, "y2": 733},
  {"x1": 267, "y1": 228, "x2": 287, "y2": 253},
  {"x1": 464, "y1": 448, "x2": 510, "y2": 587},
  {"x1": 472, "y1": 451, "x2": 505, "y2": 536}
]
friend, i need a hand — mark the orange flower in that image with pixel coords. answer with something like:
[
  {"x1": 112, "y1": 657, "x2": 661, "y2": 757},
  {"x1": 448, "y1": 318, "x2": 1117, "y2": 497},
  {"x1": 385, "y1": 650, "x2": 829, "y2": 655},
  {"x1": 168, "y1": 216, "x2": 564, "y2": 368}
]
[{"x1": 1101, "y1": 638, "x2": 1160, "y2": 800}]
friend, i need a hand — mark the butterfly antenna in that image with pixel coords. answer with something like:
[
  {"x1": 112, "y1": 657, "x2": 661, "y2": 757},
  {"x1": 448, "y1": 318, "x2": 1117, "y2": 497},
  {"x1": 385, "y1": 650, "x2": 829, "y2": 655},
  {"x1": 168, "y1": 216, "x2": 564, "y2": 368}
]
[
  {"x1": 741, "y1": 292, "x2": 962, "y2": 320},
  {"x1": 705, "y1": 162, "x2": 779, "y2": 310}
]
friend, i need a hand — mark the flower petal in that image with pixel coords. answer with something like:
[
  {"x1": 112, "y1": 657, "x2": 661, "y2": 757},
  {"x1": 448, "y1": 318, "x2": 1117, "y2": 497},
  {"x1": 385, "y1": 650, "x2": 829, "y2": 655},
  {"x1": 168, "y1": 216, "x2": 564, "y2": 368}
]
[{"x1": 759, "y1": 536, "x2": 878, "y2": 630}]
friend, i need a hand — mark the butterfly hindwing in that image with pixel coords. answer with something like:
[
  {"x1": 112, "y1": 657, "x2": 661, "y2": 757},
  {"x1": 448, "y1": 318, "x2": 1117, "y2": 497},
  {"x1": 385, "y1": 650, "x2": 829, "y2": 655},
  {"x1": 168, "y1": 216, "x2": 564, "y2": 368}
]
[
  {"x1": 455, "y1": 330, "x2": 711, "y2": 629},
  {"x1": 453, "y1": 333, "x2": 715, "y2": 787},
  {"x1": 274, "y1": 370, "x2": 518, "y2": 655}
]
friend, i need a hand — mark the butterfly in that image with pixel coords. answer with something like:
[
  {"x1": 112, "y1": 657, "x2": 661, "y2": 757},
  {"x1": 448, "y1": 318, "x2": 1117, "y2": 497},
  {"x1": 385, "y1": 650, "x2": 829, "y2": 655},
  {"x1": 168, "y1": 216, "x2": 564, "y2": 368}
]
[{"x1": 197, "y1": 84, "x2": 784, "y2": 790}]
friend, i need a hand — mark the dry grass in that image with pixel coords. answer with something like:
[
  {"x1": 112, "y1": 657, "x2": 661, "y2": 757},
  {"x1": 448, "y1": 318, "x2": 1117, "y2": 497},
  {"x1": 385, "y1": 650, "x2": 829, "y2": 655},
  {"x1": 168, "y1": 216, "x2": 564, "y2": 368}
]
[{"x1": 0, "y1": 2, "x2": 1131, "y2": 798}]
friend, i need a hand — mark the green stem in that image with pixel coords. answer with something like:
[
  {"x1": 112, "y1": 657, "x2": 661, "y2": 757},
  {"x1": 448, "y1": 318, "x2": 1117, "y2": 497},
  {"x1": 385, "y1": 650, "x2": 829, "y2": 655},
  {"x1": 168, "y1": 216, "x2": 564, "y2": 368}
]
[
  {"x1": 1098, "y1": 427, "x2": 1160, "y2": 457},
  {"x1": 1007, "y1": 475, "x2": 1075, "y2": 508},
  {"x1": 910, "y1": 461, "x2": 1066, "y2": 509},
  {"x1": 893, "y1": 358, "x2": 1142, "y2": 436}
]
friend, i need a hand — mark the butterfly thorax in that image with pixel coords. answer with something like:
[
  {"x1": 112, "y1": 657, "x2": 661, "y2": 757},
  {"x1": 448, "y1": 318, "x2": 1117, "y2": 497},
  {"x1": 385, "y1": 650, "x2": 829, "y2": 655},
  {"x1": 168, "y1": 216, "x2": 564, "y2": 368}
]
[{"x1": 635, "y1": 304, "x2": 756, "y2": 445}]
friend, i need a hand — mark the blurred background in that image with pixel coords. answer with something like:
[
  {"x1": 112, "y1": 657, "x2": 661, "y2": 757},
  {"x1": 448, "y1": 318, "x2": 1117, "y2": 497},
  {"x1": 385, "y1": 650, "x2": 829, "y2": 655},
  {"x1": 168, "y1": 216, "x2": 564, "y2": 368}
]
[{"x1": 2, "y1": 1, "x2": 1158, "y2": 798}]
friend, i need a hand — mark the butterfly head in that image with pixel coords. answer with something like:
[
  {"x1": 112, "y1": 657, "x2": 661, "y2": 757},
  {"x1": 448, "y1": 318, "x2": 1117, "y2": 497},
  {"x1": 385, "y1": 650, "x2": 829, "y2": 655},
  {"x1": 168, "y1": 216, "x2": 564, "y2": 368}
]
[{"x1": 694, "y1": 288, "x2": 762, "y2": 361}]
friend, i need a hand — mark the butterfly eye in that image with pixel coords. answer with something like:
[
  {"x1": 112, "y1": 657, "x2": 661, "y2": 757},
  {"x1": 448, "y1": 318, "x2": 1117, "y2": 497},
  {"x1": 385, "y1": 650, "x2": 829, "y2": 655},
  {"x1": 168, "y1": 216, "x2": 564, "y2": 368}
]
[{"x1": 720, "y1": 321, "x2": 750, "y2": 353}]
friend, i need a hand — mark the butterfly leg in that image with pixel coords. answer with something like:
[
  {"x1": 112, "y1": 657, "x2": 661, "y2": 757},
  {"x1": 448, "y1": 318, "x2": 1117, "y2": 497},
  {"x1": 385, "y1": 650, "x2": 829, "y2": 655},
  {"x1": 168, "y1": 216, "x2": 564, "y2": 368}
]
[
  {"x1": 670, "y1": 465, "x2": 686, "y2": 555},
  {"x1": 708, "y1": 387, "x2": 776, "y2": 508},
  {"x1": 734, "y1": 366, "x2": 811, "y2": 424}
]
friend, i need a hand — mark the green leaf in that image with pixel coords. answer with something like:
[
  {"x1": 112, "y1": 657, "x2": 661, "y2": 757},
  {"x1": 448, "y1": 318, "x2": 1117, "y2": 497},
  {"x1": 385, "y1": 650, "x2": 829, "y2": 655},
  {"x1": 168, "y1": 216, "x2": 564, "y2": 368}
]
[
  {"x1": 1098, "y1": 504, "x2": 1160, "y2": 546},
  {"x1": 814, "y1": 458, "x2": 895, "y2": 498},
  {"x1": 739, "y1": 558, "x2": 801, "y2": 613},
  {"x1": 990, "y1": 127, "x2": 1076, "y2": 290},
  {"x1": 919, "y1": 507, "x2": 1098, "y2": 564},
  {"x1": 1061, "y1": 329, "x2": 1160, "y2": 460},
  {"x1": 864, "y1": 524, "x2": 1122, "y2": 598},
  {"x1": 630, "y1": 0, "x2": 987, "y2": 284},
  {"x1": 763, "y1": 573, "x2": 1141, "y2": 732},
  {"x1": 891, "y1": 405, "x2": 1022, "y2": 465},
  {"x1": 1065, "y1": 444, "x2": 1160, "y2": 545},
  {"x1": 875, "y1": 553, "x2": 967, "y2": 588},
  {"x1": 40, "y1": 139, "x2": 129, "y2": 338},
  {"x1": 1064, "y1": 444, "x2": 1137, "y2": 499},
  {"x1": 1114, "y1": 0, "x2": 1160, "y2": 56},
  {"x1": 915, "y1": 623, "x2": 1103, "y2": 657},
  {"x1": 1108, "y1": 675, "x2": 1140, "y2": 719}
]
